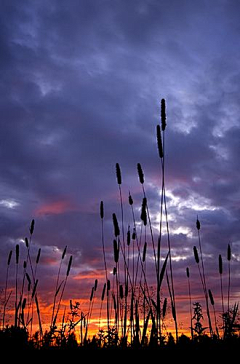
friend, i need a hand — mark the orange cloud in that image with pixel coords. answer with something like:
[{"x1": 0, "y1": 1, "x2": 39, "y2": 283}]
[{"x1": 35, "y1": 200, "x2": 77, "y2": 216}]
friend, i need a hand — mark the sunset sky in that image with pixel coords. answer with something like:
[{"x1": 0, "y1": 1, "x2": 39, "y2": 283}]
[{"x1": 1, "y1": 0, "x2": 240, "y2": 337}]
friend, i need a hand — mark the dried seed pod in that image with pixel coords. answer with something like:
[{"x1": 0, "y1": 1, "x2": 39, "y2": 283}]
[
  {"x1": 142, "y1": 241, "x2": 147, "y2": 263},
  {"x1": 116, "y1": 163, "x2": 122, "y2": 185},
  {"x1": 113, "y1": 239, "x2": 119, "y2": 263},
  {"x1": 16, "y1": 244, "x2": 19, "y2": 265},
  {"x1": 7, "y1": 250, "x2": 12, "y2": 266},
  {"x1": 156, "y1": 124, "x2": 164, "y2": 159},
  {"x1": 227, "y1": 243, "x2": 231, "y2": 261},
  {"x1": 36, "y1": 248, "x2": 41, "y2": 264},
  {"x1": 193, "y1": 246, "x2": 199, "y2": 264},
  {"x1": 112, "y1": 213, "x2": 120, "y2": 237},
  {"x1": 219, "y1": 254, "x2": 223, "y2": 275},
  {"x1": 62, "y1": 246, "x2": 67, "y2": 260},
  {"x1": 66, "y1": 255, "x2": 73, "y2": 276},
  {"x1": 128, "y1": 192, "x2": 133, "y2": 206},
  {"x1": 209, "y1": 289, "x2": 215, "y2": 306},
  {"x1": 161, "y1": 99, "x2": 166, "y2": 131},
  {"x1": 100, "y1": 201, "x2": 104, "y2": 219},
  {"x1": 141, "y1": 197, "x2": 147, "y2": 226},
  {"x1": 196, "y1": 217, "x2": 200, "y2": 231},
  {"x1": 137, "y1": 163, "x2": 144, "y2": 184},
  {"x1": 30, "y1": 219, "x2": 35, "y2": 235}
]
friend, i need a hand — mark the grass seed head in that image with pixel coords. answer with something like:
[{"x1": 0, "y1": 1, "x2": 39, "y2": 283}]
[
  {"x1": 156, "y1": 124, "x2": 164, "y2": 159},
  {"x1": 186, "y1": 267, "x2": 190, "y2": 278},
  {"x1": 7, "y1": 250, "x2": 12, "y2": 266},
  {"x1": 100, "y1": 201, "x2": 104, "y2": 219},
  {"x1": 227, "y1": 243, "x2": 231, "y2": 261},
  {"x1": 112, "y1": 213, "x2": 120, "y2": 237},
  {"x1": 137, "y1": 163, "x2": 144, "y2": 184},
  {"x1": 116, "y1": 163, "x2": 122, "y2": 185},
  {"x1": 193, "y1": 246, "x2": 199, "y2": 264},
  {"x1": 161, "y1": 99, "x2": 166, "y2": 131},
  {"x1": 219, "y1": 254, "x2": 223, "y2": 275}
]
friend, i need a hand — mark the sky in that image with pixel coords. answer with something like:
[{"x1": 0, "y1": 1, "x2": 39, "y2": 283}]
[{"x1": 1, "y1": 0, "x2": 240, "y2": 337}]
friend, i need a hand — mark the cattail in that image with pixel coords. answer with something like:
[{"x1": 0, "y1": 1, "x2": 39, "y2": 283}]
[
  {"x1": 22, "y1": 297, "x2": 27, "y2": 310},
  {"x1": 141, "y1": 197, "x2": 147, "y2": 226},
  {"x1": 128, "y1": 192, "x2": 133, "y2": 206},
  {"x1": 162, "y1": 298, "x2": 167, "y2": 318},
  {"x1": 30, "y1": 219, "x2": 35, "y2": 235},
  {"x1": 156, "y1": 125, "x2": 164, "y2": 159},
  {"x1": 7, "y1": 250, "x2": 12, "y2": 266},
  {"x1": 113, "y1": 239, "x2": 119, "y2": 263},
  {"x1": 127, "y1": 226, "x2": 131, "y2": 246},
  {"x1": 137, "y1": 163, "x2": 144, "y2": 184},
  {"x1": 132, "y1": 228, "x2": 136, "y2": 240},
  {"x1": 119, "y1": 285, "x2": 124, "y2": 299},
  {"x1": 209, "y1": 289, "x2": 214, "y2": 306},
  {"x1": 16, "y1": 244, "x2": 19, "y2": 265},
  {"x1": 94, "y1": 279, "x2": 98, "y2": 291},
  {"x1": 116, "y1": 163, "x2": 122, "y2": 185},
  {"x1": 100, "y1": 201, "x2": 104, "y2": 219},
  {"x1": 107, "y1": 279, "x2": 111, "y2": 291},
  {"x1": 161, "y1": 99, "x2": 166, "y2": 131},
  {"x1": 193, "y1": 246, "x2": 199, "y2": 264},
  {"x1": 112, "y1": 213, "x2": 120, "y2": 237},
  {"x1": 36, "y1": 248, "x2": 41, "y2": 264},
  {"x1": 196, "y1": 217, "x2": 200, "y2": 231},
  {"x1": 32, "y1": 279, "x2": 38, "y2": 298},
  {"x1": 62, "y1": 246, "x2": 67, "y2": 260},
  {"x1": 227, "y1": 243, "x2": 231, "y2": 261},
  {"x1": 90, "y1": 287, "x2": 94, "y2": 301},
  {"x1": 66, "y1": 255, "x2": 73, "y2": 276},
  {"x1": 143, "y1": 242, "x2": 147, "y2": 263},
  {"x1": 186, "y1": 267, "x2": 190, "y2": 278},
  {"x1": 113, "y1": 267, "x2": 117, "y2": 275},
  {"x1": 219, "y1": 254, "x2": 223, "y2": 275},
  {"x1": 101, "y1": 283, "x2": 106, "y2": 301},
  {"x1": 25, "y1": 237, "x2": 29, "y2": 248}
]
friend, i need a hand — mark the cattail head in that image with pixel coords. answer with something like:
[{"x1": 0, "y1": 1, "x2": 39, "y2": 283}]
[
  {"x1": 23, "y1": 260, "x2": 27, "y2": 269},
  {"x1": 219, "y1": 254, "x2": 223, "y2": 275},
  {"x1": 196, "y1": 217, "x2": 200, "y2": 231},
  {"x1": 16, "y1": 244, "x2": 19, "y2": 265},
  {"x1": 193, "y1": 246, "x2": 199, "y2": 264},
  {"x1": 62, "y1": 246, "x2": 67, "y2": 260},
  {"x1": 162, "y1": 298, "x2": 167, "y2": 318},
  {"x1": 186, "y1": 267, "x2": 190, "y2": 278},
  {"x1": 209, "y1": 289, "x2": 214, "y2": 306},
  {"x1": 25, "y1": 237, "x2": 29, "y2": 248},
  {"x1": 156, "y1": 124, "x2": 164, "y2": 159},
  {"x1": 112, "y1": 213, "x2": 120, "y2": 237},
  {"x1": 107, "y1": 279, "x2": 111, "y2": 291},
  {"x1": 113, "y1": 266, "x2": 117, "y2": 275},
  {"x1": 227, "y1": 243, "x2": 231, "y2": 261},
  {"x1": 94, "y1": 279, "x2": 98, "y2": 291},
  {"x1": 22, "y1": 297, "x2": 27, "y2": 310},
  {"x1": 128, "y1": 192, "x2": 133, "y2": 206},
  {"x1": 36, "y1": 248, "x2": 41, "y2": 264},
  {"x1": 101, "y1": 283, "x2": 106, "y2": 301},
  {"x1": 137, "y1": 163, "x2": 144, "y2": 184},
  {"x1": 161, "y1": 99, "x2": 166, "y2": 131},
  {"x1": 66, "y1": 255, "x2": 73, "y2": 276},
  {"x1": 141, "y1": 197, "x2": 147, "y2": 226},
  {"x1": 113, "y1": 239, "x2": 119, "y2": 263},
  {"x1": 132, "y1": 228, "x2": 136, "y2": 240},
  {"x1": 119, "y1": 285, "x2": 124, "y2": 300},
  {"x1": 127, "y1": 226, "x2": 131, "y2": 246},
  {"x1": 100, "y1": 201, "x2": 104, "y2": 219},
  {"x1": 90, "y1": 287, "x2": 94, "y2": 301},
  {"x1": 116, "y1": 163, "x2": 122, "y2": 185},
  {"x1": 143, "y1": 241, "x2": 147, "y2": 263},
  {"x1": 30, "y1": 219, "x2": 35, "y2": 235},
  {"x1": 7, "y1": 250, "x2": 12, "y2": 266}
]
